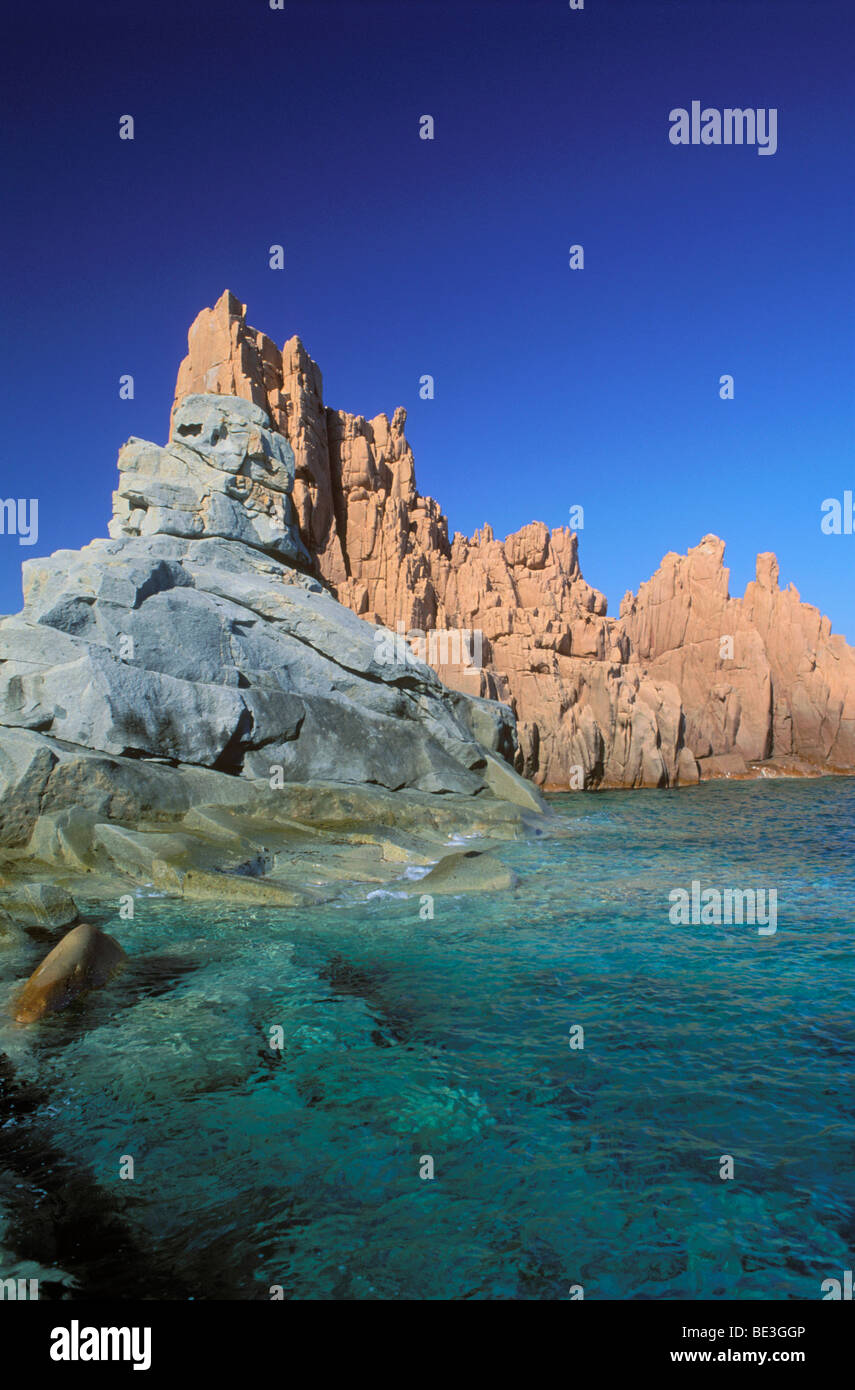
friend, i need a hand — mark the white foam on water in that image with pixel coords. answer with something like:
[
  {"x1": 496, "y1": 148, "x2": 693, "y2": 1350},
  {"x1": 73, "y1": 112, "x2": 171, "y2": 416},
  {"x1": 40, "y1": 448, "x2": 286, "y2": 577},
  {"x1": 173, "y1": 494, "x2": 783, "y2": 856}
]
[{"x1": 403, "y1": 864, "x2": 434, "y2": 881}]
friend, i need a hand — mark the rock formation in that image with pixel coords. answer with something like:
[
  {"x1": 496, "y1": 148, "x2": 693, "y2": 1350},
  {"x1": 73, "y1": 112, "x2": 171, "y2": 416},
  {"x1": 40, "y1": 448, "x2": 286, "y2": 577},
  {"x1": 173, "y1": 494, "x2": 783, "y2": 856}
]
[
  {"x1": 172, "y1": 291, "x2": 855, "y2": 788},
  {"x1": 14, "y1": 923, "x2": 126, "y2": 1024},
  {"x1": 618, "y1": 537, "x2": 855, "y2": 777},
  {"x1": 0, "y1": 366, "x2": 544, "y2": 904}
]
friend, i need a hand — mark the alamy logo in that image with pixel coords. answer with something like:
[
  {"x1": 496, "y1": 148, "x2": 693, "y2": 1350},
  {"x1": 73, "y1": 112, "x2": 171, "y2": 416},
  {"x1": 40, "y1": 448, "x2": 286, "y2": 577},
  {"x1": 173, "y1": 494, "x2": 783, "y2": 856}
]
[
  {"x1": 669, "y1": 103, "x2": 777, "y2": 156},
  {"x1": 50, "y1": 1320, "x2": 151, "y2": 1371},
  {"x1": 0, "y1": 497, "x2": 38, "y2": 546},
  {"x1": 821, "y1": 492, "x2": 855, "y2": 534},
  {"x1": 821, "y1": 1269, "x2": 853, "y2": 1299},
  {"x1": 669, "y1": 880, "x2": 777, "y2": 935},
  {"x1": 374, "y1": 621, "x2": 483, "y2": 670},
  {"x1": 0, "y1": 1276, "x2": 38, "y2": 1299}
]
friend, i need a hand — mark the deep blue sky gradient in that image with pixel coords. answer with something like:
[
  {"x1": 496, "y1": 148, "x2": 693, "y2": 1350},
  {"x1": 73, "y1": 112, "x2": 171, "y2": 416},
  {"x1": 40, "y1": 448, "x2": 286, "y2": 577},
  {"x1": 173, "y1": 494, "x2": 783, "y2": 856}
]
[{"x1": 2, "y1": 0, "x2": 853, "y2": 634}]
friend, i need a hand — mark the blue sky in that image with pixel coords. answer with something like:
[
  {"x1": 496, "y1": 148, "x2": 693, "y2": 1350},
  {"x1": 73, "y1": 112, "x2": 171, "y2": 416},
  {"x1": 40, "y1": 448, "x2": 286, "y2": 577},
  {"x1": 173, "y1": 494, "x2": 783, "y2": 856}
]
[{"x1": 2, "y1": 0, "x2": 853, "y2": 636}]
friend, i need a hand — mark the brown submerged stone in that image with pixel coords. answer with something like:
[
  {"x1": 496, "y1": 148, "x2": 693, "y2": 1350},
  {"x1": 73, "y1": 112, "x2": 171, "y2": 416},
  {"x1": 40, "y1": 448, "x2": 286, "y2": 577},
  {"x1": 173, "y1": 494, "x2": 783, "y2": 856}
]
[{"x1": 14, "y1": 923, "x2": 127, "y2": 1024}]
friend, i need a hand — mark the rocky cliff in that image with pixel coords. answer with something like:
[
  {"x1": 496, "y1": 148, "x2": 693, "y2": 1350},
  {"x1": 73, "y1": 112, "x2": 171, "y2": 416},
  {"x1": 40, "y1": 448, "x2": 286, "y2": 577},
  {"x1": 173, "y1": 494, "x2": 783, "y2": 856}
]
[
  {"x1": 172, "y1": 291, "x2": 855, "y2": 789},
  {"x1": 0, "y1": 383, "x2": 542, "y2": 904},
  {"x1": 618, "y1": 537, "x2": 855, "y2": 778}
]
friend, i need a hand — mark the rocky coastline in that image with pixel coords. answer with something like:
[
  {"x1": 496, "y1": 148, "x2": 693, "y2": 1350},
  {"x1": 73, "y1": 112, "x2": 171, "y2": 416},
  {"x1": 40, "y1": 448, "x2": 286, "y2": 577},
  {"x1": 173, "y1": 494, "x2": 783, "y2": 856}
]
[{"x1": 1, "y1": 290, "x2": 853, "y2": 1019}]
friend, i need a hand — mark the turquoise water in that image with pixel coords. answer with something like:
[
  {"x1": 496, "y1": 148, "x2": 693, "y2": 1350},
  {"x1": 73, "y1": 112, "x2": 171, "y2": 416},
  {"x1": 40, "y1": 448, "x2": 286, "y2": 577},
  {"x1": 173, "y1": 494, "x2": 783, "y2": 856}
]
[{"x1": 1, "y1": 778, "x2": 853, "y2": 1300}]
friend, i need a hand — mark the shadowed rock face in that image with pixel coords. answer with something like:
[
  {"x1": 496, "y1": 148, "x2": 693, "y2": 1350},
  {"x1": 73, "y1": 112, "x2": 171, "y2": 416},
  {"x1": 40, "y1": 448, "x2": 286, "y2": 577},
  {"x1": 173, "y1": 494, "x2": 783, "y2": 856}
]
[
  {"x1": 14, "y1": 923, "x2": 126, "y2": 1023},
  {"x1": 171, "y1": 291, "x2": 855, "y2": 788}
]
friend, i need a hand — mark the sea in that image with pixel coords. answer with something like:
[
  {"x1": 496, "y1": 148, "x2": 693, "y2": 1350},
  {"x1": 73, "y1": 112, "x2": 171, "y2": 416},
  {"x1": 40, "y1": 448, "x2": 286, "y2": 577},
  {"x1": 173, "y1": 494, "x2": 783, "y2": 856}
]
[{"x1": 1, "y1": 777, "x2": 852, "y2": 1300}]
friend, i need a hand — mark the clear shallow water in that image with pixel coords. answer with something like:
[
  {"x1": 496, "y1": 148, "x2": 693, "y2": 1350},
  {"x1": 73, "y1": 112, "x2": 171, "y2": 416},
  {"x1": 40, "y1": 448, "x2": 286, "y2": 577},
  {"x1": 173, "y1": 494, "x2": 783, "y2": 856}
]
[{"x1": 1, "y1": 778, "x2": 853, "y2": 1300}]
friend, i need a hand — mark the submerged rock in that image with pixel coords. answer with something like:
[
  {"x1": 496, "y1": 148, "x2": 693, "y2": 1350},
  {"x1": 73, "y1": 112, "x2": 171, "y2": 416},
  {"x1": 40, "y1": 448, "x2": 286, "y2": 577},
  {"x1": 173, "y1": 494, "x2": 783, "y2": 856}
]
[
  {"x1": 415, "y1": 850, "x2": 518, "y2": 895},
  {"x1": 0, "y1": 883, "x2": 79, "y2": 929},
  {"x1": 13, "y1": 924, "x2": 127, "y2": 1024},
  {"x1": 0, "y1": 909, "x2": 26, "y2": 951}
]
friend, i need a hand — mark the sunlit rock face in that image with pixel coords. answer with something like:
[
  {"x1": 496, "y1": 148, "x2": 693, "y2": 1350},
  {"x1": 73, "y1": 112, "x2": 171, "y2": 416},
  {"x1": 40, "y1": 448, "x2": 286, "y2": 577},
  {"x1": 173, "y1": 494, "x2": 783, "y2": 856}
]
[
  {"x1": 618, "y1": 538, "x2": 855, "y2": 778},
  {"x1": 170, "y1": 291, "x2": 855, "y2": 789}
]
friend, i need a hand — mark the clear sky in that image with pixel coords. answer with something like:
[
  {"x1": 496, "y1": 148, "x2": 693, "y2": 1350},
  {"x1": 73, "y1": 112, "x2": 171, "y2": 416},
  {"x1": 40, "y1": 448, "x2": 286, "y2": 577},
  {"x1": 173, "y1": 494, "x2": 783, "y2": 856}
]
[{"x1": 2, "y1": 0, "x2": 853, "y2": 636}]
